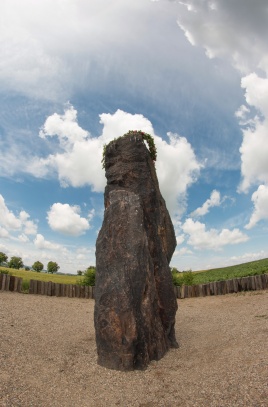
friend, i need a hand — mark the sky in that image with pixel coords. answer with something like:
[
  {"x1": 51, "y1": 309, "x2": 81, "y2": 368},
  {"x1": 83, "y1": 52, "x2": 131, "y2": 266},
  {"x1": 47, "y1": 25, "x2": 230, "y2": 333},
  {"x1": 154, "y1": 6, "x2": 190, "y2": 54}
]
[{"x1": 1, "y1": 0, "x2": 268, "y2": 274}]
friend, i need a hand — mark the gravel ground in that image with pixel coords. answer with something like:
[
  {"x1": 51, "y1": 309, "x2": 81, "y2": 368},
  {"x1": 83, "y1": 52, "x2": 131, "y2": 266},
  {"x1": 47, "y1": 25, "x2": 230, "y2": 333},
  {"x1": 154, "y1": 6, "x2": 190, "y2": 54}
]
[{"x1": 0, "y1": 290, "x2": 267, "y2": 407}]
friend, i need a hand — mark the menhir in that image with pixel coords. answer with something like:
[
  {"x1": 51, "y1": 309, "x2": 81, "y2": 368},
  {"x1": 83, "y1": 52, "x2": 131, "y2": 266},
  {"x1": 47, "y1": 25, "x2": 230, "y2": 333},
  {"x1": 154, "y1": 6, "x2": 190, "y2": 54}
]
[{"x1": 94, "y1": 131, "x2": 178, "y2": 371}]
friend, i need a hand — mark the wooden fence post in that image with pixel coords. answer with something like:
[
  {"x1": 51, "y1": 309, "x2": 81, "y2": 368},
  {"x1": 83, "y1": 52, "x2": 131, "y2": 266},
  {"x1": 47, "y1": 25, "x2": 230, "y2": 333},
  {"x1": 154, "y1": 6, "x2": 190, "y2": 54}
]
[{"x1": 19, "y1": 273, "x2": 268, "y2": 300}]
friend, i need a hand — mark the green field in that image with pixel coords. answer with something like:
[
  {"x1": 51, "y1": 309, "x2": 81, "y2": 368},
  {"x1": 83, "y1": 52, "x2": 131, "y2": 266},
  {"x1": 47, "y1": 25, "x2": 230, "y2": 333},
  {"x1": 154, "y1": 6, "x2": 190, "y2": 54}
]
[
  {"x1": 1, "y1": 257, "x2": 268, "y2": 287},
  {"x1": 173, "y1": 258, "x2": 268, "y2": 286},
  {"x1": 0, "y1": 267, "x2": 83, "y2": 285}
]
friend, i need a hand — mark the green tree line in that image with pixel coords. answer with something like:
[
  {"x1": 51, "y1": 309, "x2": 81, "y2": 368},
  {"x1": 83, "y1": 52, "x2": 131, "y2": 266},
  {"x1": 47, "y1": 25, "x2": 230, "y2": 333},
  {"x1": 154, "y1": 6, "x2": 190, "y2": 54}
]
[{"x1": 0, "y1": 251, "x2": 60, "y2": 274}]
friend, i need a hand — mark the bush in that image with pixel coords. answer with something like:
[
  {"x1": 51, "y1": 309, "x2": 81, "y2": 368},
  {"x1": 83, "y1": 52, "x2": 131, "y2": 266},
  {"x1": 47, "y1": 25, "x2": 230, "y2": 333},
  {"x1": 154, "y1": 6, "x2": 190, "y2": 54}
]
[
  {"x1": 21, "y1": 280, "x2": 30, "y2": 293},
  {"x1": 182, "y1": 270, "x2": 194, "y2": 286},
  {"x1": 78, "y1": 267, "x2": 96, "y2": 286},
  {"x1": 0, "y1": 268, "x2": 10, "y2": 275},
  {"x1": 171, "y1": 269, "x2": 183, "y2": 286}
]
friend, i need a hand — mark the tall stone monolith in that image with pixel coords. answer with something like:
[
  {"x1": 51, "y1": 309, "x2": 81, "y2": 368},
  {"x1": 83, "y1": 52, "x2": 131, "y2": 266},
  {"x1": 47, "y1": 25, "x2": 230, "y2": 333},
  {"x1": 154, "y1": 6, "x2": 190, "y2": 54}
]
[{"x1": 94, "y1": 131, "x2": 178, "y2": 371}]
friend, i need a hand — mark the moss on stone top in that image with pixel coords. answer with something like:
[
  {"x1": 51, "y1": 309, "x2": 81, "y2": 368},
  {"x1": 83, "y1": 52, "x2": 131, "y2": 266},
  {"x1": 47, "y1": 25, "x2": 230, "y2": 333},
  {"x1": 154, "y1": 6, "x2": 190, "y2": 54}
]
[{"x1": 102, "y1": 130, "x2": 157, "y2": 169}]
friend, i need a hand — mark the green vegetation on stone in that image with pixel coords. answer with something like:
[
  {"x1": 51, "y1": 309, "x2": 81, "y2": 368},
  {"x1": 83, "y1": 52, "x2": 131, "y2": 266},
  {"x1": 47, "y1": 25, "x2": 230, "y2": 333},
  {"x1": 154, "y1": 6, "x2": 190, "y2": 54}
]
[{"x1": 102, "y1": 130, "x2": 157, "y2": 169}]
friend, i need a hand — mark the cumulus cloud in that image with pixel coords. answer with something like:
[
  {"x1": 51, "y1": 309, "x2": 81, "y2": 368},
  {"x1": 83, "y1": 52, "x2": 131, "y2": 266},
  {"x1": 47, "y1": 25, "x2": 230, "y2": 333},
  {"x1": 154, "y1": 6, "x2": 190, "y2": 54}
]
[
  {"x1": 0, "y1": 227, "x2": 9, "y2": 238},
  {"x1": 0, "y1": 0, "x2": 176, "y2": 100},
  {"x1": 235, "y1": 104, "x2": 251, "y2": 126},
  {"x1": 0, "y1": 194, "x2": 21, "y2": 230},
  {"x1": 245, "y1": 185, "x2": 268, "y2": 229},
  {"x1": 47, "y1": 203, "x2": 92, "y2": 236},
  {"x1": 99, "y1": 110, "x2": 154, "y2": 142},
  {"x1": 176, "y1": 234, "x2": 185, "y2": 245},
  {"x1": 231, "y1": 250, "x2": 268, "y2": 264},
  {"x1": 239, "y1": 119, "x2": 268, "y2": 192},
  {"x1": 34, "y1": 234, "x2": 62, "y2": 250},
  {"x1": 17, "y1": 234, "x2": 29, "y2": 243},
  {"x1": 30, "y1": 106, "x2": 104, "y2": 190},
  {"x1": 182, "y1": 218, "x2": 248, "y2": 250},
  {"x1": 239, "y1": 75, "x2": 268, "y2": 192},
  {"x1": 0, "y1": 194, "x2": 37, "y2": 235},
  {"x1": 175, "y1": 0, "x2": 268, "y2": 73},
  {"x1": 39, "y1": 105, "x2": 89, "y2": 146},
  {"x1": 155, "y1": 132, "x2": 201, "y2": 214},
  {"x1": 174, "y1": 247, "x2": 193, "y2": 256},
  {"x1": 31, "y1": 106, "x2": 201, "y2": 215},
  {"x1": 19, "y1": 211, "x2": 38, "y2": 235},
  {"x1": 191, "y1": 190, "x2": 221, "y2": 217},
  {"x1": 172, "y1": 0, "x2": 268, "y2": 231}
]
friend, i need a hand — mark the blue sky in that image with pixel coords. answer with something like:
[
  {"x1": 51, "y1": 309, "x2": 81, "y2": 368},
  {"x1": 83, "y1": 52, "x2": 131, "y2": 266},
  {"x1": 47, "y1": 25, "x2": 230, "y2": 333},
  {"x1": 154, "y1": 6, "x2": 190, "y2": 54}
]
[{"x1": 1, "y1": 0, "x2": 268, "y2": 274}]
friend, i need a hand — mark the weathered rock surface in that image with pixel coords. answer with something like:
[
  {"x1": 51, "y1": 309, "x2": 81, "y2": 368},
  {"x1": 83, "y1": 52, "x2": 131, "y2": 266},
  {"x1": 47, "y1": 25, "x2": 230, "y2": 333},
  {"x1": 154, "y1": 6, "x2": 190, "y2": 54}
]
[{"x1": 94, "y1": 132, "x2": 178, "y2": 371}]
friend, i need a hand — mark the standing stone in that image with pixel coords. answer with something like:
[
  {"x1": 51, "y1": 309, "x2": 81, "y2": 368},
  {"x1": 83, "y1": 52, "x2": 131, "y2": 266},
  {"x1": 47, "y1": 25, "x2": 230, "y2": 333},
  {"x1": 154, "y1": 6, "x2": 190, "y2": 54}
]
[{"x1": 94, "y1": 131, "x2": 178, "y2": 371}]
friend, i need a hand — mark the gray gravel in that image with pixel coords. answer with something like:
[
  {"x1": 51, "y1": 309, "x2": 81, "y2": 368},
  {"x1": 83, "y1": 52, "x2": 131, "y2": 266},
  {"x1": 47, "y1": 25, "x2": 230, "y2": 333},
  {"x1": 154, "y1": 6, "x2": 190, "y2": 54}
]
[{"x1": 0, "y1": 290, "x2": 267, "y2": 407}]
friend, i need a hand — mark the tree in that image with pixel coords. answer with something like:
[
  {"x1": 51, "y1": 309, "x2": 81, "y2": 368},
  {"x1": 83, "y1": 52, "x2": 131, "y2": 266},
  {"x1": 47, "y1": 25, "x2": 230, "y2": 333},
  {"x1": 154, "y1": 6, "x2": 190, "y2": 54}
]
[
  {"x1": 32, "y1": 261, "x2": 44, "y2": 272},
  {"x1": 47, "y1": 261, "x2": 60, "y2": 274},
  {"x1": 8, "y1": 256, "x2": 24, "y2": 270},
  {"x1": 0, "y1": 252, "x2": 8, "y2": 265},
  {"x1": 77, "y1": 270, "x2": 83, "y2": 276}
]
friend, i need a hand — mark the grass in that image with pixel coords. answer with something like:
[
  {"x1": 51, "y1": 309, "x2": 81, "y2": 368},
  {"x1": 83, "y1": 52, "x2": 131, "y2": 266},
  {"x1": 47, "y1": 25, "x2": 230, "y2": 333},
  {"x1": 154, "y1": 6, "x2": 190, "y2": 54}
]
[
  {"x1": 173, "y1": 258, "x2": 268, "y2": 286},
  {"x1": 2, "y1": 257, "x2": 268, "y2": 288},
  {"x1": 0, "y1": 267, "x2": 83, "y2": 285}
]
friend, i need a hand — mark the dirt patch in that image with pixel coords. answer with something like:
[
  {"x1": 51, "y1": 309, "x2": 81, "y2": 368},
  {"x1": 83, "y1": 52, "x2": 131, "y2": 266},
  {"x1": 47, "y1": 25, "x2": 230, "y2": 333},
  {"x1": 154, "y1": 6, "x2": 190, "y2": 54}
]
[{"x1": 0, "y1": 290, "x2": 267, "y2": 406}]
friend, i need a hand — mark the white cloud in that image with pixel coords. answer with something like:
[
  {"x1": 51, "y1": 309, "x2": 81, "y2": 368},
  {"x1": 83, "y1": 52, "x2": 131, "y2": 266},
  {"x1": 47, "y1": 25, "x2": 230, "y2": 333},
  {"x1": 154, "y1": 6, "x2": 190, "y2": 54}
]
[
  {"x1": 0, "y1": 227, "x2": 9, "y2": 238},
  {"x1": 155, "y1": 132, "x2": 201, "y2": 215},
  {"x1": 0, "y1": 0, "x2": 175, "y2": 101},
  {"x1": 17, "y1": 234, "x2": 29, "y2": 243},
  {"x1": 0, "y1": 194, "x2": 21, "y2": 230},
  {"x1": 242, "y1": 73, "x2": 268, "y2": 114},
  {"x1": 34, "y1": 234, "x2": 62, "y2": 250},
  {"x1": 235, "y1": 104, "x2": 251, "y2": 126},
  {"x1": 88, "y1": 209, "x2": 95, "y2": 222},
  {"x1": 47, "y1": 203, "x2": 91, "y2": 236},
  {"x1": 182, "y1": 218, "x2": 248, "y2": 250},
  {"x1": 39, "y1": 105, "x2": 89, "y2": 146},
  {"x1": 239, "y1": 75, "x2": 268, "y2": 192},
  {"x1": 99, "y1": 110, "x2": 154, "y2": 143},
  {"x1": 231, "y1": 250, "x2": 268, "y2": 264},
  {"x1": 30, "y1": 106, "x2": 201, "y2": 216},
  {"x1": 0, "y1": 232, "x2": 96, "y2": 274},
  {"x1": 175, "y1": 0, "x2": 268, "y2": 74},
  {"x1": 19, "y1": 211, "x2": 38, "y2": 235},
  {"x1": 174, "y1": 247, "x2": 193, "y2": 256},
  {"x1": 173, "y1": 0, "x2": 268, "y2": 233},
  {"x1": 29, "y1": 105, "x2": 105, "y2": 191},
  {"x1": 191, "y1": 190, "x2": 221, "y2": 217},
  {"x1": 0, "y1": 194, "x2": 37, "y2": 235},
  {"x1": 245, "y1": 185, "x2": 268, "y2": 229},
  {"x1": 239, "y1": 119, "x2": 268, "y2": 192},
  {"x1": 176, "y1": 234, "x2": 185, "y2": 245}
]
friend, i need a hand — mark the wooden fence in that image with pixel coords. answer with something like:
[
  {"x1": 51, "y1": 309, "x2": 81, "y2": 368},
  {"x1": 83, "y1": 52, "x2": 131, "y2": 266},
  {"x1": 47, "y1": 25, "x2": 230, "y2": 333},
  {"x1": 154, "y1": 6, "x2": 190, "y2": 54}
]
[
  {"x1": 29, "y1": 279, "x2": 95, "y2": 299},
  {"x1": 174, "y1": 273, "x2": 268, "y2": 299},
  {"x1": 26, "y1": 273, "x2": 268, "y2": 300},
  {"x1": 0, "y1": 274, "x2": 22, "y2": 293},
  {"x1": 1, "y1": 273, "x2": 267, "y2": 300}
]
